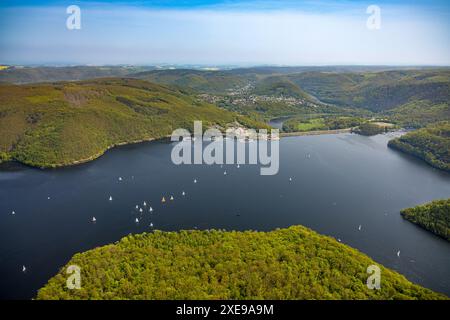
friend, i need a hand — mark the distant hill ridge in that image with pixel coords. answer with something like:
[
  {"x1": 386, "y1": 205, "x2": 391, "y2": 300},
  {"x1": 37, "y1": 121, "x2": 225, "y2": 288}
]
[{"x1": 1, "y1": 66, "x2": 449, "y2": 127}]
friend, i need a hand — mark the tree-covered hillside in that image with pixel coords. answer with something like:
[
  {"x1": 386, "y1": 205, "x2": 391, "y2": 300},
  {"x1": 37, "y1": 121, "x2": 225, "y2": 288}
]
[
  {"x1": 132, "y1": 69, "x2": 253, "y2": 94},
  {"x1": 251, "y1": 76, "x2": 311, "y2": 99},
  {"x1": 0, "y1": 66, "x2": 154, "y2": 84},
  {"x1": 36, "y1": 225, "x2": 445, "y2": 300},
  {"x1": 287, "y1": 70, "x2": 450, "y2": 111},
  {"x1": 401, "y1": 199, "x2": 450, "y2": 241},
  {"x1": 0, "y1": 78, "x2": 266, "y2": 168},
  {"x1": 2, "y1": 66, "x2": 448, "y2": 133},
  {"x1": 388, "y1": 122, "x2": 450, "y2": 172},
  {"x1": 133, "y1": 69, "x2": 449, "y2": 128}
]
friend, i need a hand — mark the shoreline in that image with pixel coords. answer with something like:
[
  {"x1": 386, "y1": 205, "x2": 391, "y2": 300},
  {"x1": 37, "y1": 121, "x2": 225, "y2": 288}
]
[
  {"x1": 280, "y1": 128, "x2": 353, "y2": 137},
  {"x1": 1, "y1": 128, "x2": 354, "y2": 170},
  {"x1": 48, "y1": 136, "x2": 172, "y2": 168},
  {"x1": 0, "y1": 136, "x2": 170, "y2": 170}
]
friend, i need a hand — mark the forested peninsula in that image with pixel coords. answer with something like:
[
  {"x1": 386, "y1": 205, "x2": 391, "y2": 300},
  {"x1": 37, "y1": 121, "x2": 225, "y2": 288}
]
[
  {"x1": 401, "y1": 199, "x2": 450, "y2": 241},
  {"x1": 37, "y1": 226, "x2": 446, "y2": 300}
]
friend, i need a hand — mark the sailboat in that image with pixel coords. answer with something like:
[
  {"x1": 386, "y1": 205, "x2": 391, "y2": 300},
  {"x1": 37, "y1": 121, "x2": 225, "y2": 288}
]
[
  {"x1": 224, "y1": 171, "x2": 227, "y2": 175},
  {"x1": 194, "y1": 179, "x2": 197, "y2": 183},
  {"x1": 170, "y1": 195, "x2": 174, "y2": 201},
  {"x1": 22, "y1": 265, "x2": 26, "y2": 273},
  {"x1": 11, "y1": 211, "x2": 15, "y2": 215},
  {"x1": 149, "y1": 207, "x2": 153, "y2": 212},
  {"x1": 182, "y1": 191, "x2": 186, "y2": 196},
  {"x1": 135, "y1": 218, "x2": 139, "y2": 223},
  {"x1": 161, "y1": 197, "x2": 166, "y2": 203},
  {"x1": 397, "y1": 250, "x2": 401, "y2": 257},
  {"x1": 143, "y1": 201, "x2": 147, "y2": 206},
  {"x1": 139, "y1": 208, "x2": 143, "y2": 213},
  {"x1": 118, "y1": 177, "x2": 123, "y2": 181},
  {"x1": 109, "y1": 196, "x2": 113, "y2": 201},
  {"x1": 150, "y1": 223, "x2": 153, "y2": 227},
  {"x1": 92, "y1": 217, "x2": 96, "y2": 222},
  {"x1": 358, "y1": 225, "x2": 362, "y2": 231}
]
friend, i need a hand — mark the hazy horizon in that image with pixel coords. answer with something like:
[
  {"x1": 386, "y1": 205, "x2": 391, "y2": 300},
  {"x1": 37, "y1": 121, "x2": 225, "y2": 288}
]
[
  {"x1": 1, "y1": 0, "x2": 449, "y2": 65},
  {"x1": 3, "y1": 63, "x2": 450, "y2": 68}
]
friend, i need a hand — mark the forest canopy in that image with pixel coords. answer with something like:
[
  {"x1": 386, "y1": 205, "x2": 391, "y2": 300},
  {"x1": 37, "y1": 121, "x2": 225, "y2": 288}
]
[
  {"x1": 37, "y1": 225, "x2": 445, "y2": 300},
  {"x1": 388, "y1": 122, "x2": 450, "y2": 172},
  {"x1": 401, "y1": 199, "x2": 450, "y2": 241}
]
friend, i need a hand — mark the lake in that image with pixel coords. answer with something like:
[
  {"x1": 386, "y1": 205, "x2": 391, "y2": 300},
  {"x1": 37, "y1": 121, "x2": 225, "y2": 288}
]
[{"x1": 0, "y1": 132, "x2": 449, "y2": 299}]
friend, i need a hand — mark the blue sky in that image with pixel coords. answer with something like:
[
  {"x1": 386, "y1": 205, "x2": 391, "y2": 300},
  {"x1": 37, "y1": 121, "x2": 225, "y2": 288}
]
[{"x1": 1, "y1": 0, "x2": 449, "y2": 65}]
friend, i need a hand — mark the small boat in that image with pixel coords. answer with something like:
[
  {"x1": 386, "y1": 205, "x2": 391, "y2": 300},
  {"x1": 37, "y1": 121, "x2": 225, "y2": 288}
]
[
  {"x1": 237, "y1": 164, "x2": 240, "y2": 168},
  {"x1": 135, "y1": 205, "x2": 139, "y2": 209},
  {"x1": 139, "y1": 208, "x2": 143, "y2": 213},
  {"x1": 358, "y1": 225, "x2": 362, "y2": 231},
  {"x1": 22, "y1": 265, "x2": 26, "y2": 273},
  {"x1": 149, "y1": 207, "x2": 153, "y2": 212},
  {"x1": 337, "y1": 238, "x2": 342, "y2": 242},
  {"x1": 194, "y1": 179, "x2": 197, "y2": 183},
  {"x1": 143, "y1": 201, "x2": 147, "y2": 206},
  {"x1": 224, "y1": 171, "x2": 227, "y2": 175},
  {"x1": 170, "y1": 195, "x2": 174, "y2": 201},
  {"x1": 289, "y1": 177, "x2": 292, "y2": 181},
  {"x1": 135, "y1": 218, "x2": 139, "y2": 223},
  {"x1": 47, "y1": 196, "x2": 51, "y2": 200},
  {"x1": 109, "y1": 196, "x2": 113, "y2": 201},
  {"x1": 92, "y1": 217, "x2": 96, "y2": 222},
  {"x1": 118, "y1": 177, "x2": 123, "y2": 181},
  {"x1": 11, "y1": 211, "x2": 15, "y2": 215},
  {"x1": 397, "y1": 250, "x2": 401, "y2": 257},
  {"x1": 150, "y1": 223, "x2": 153, "y2": 228},
  {"x1": 161, "y1": 197, "x2": 166, "y2": 203},
  {"x1": 182, "y1": 191, "x2": 186, "y2": 196}
]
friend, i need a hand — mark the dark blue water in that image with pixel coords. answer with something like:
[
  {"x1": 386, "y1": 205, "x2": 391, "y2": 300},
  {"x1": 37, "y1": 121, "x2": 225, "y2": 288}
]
[{"x1": 0, "y1": 132, "x2": 449, "y2": 299}]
